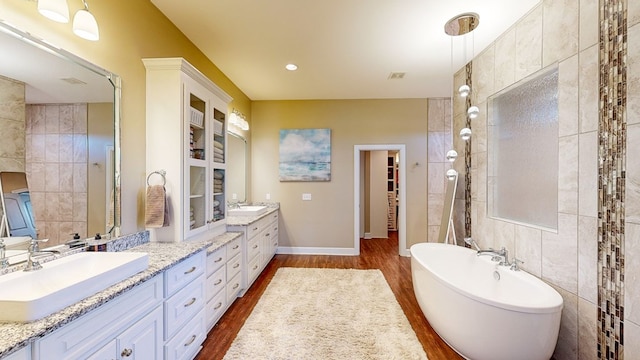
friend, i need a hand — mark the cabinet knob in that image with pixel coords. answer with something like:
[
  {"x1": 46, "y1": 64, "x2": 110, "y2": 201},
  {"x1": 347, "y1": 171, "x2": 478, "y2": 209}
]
[{"x1": 121, "y1": 348, "x2": 133, "y2": 357}]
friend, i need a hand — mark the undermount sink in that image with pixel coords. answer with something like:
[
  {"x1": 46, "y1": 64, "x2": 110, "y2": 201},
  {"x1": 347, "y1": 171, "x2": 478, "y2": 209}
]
[
  {"x1": 228, "y1": 205, "x2": 268, "y2": 216},
  {"x1": 0, "y1": 251, "x2": 148, "y2": 323}
]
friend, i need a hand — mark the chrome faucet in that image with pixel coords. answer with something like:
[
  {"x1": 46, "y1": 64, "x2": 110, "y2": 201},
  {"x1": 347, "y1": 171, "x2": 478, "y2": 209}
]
[
  {"x1": 477, "y1": 247, "x2": 510, "y2": 266},
  {"x1": 227, "y1": 201, "x2": 241, "y2": 210},
  {"x1": 24, "y1": 238, "x2": 54, "y2": 272}
]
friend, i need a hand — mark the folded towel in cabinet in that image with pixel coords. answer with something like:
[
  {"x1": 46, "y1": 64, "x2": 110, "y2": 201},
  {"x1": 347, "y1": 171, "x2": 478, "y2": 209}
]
[{"x1": 145, "y1": 185, "x2": 170, "y2": 228}]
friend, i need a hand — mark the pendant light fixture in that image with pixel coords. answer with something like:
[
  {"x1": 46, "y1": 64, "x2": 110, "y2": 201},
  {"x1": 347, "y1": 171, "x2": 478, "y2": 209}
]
[
  {"x1": 38, "y1": 0, "x2": 70, "y2": 23},
  {"x1": 73, "y1": 0, "x2": 99, "y2": 41}
]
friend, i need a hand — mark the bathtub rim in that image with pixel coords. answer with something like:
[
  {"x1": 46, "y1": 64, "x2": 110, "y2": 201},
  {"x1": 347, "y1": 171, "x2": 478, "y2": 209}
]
[{"x1": 410, "y1": 242, "x2": 563, "y2": 314}]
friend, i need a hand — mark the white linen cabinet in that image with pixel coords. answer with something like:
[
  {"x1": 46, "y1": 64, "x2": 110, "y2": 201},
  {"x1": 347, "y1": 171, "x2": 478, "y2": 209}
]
[{"x1": 143, "y1": 58, "x2": 232, "y2": 242}]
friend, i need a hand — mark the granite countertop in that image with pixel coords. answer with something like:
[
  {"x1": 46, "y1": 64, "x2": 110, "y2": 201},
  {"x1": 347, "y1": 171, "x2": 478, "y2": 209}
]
[
  {"x1": 0, "y1": 231, "x2": 242, "y2": 358},
  {"x1": 226, "y1": 205, "x2": 279, "y2": 226}
]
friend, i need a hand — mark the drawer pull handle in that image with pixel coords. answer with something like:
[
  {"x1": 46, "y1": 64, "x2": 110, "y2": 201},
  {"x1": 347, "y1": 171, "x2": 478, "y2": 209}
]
[
  {"x1": 252, "y1": 227, "x2": 258, "y2": 231},
  {"x1": 184, "y1": 297, "x2": 197, "y2": 307},
  {"x1": 232, "y1": 245, "x2": 239, "y2": 250},
  {"x1": 214, "y1": 302, "x2": 223, "y2": 310},
  {"x1": 233, "y1": 283, "x2": 239, "y2": 289},
  {"x1": 273, "y1": 242, "x2": 278, "y2": 246},
  {"x1": 252, "y1": 244, "x2": 258, "y2": 249},
  {"x1": 121, "y1": 348, "x2": 133, "y2": 357},
  {"x1": 214, "y1": 279, "x2": 223, "y2": 285},
  {"x1": 265, "y1": 233, "x2": 270, "y2": 237},
  {"x1": 233, "y1": 263, "x2": 240, "y2": 269},
  {"x1": 253, "y1": 265, "x2": 258, "y2": 270},
  {"x1": 184, "y1": 335, "x2": 197, "y2": 347},
  {"x1": 214, "y1": 257, "x2": 223, "y2": 263},
  {"x1": 184, "y1": 266, "x2": 196, "y2": 274}
]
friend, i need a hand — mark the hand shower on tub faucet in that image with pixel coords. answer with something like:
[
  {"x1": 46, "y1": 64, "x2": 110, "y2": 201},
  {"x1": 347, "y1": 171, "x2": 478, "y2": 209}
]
[{"x1": 464, "y1": 237, "x2": 481, "y2": 251}]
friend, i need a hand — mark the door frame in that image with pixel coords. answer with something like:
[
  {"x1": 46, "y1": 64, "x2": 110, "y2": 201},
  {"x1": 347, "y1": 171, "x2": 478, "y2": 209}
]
[{"x1": 353, "y1": 144, "x2": 408, "y2": 256}]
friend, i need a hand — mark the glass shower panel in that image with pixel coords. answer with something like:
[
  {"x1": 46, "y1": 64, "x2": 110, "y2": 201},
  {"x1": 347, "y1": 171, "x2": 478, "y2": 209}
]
[{"x1": 488, "y1": 66, "x2": 559, "y2": 230}]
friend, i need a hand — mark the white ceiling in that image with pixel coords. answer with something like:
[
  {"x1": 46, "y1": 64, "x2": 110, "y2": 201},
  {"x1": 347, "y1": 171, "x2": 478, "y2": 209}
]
[{"x1": 151, "y1": 0, "x2": 540, "y2": 101}]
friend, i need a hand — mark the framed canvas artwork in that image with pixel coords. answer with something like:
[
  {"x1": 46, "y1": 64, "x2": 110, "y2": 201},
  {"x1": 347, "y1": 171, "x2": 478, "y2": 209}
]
[{"x1": 279, "y1": 129, "x2": 331, "y2": 181}]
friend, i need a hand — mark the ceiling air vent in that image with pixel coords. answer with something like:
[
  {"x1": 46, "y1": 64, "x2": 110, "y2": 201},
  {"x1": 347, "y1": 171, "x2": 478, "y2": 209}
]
[{"x1": 388, "y1": 72, "x2": 406, "y2": 80}]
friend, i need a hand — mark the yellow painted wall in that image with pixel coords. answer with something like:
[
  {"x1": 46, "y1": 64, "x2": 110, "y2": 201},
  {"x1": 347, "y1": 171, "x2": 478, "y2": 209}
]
[
  {"x1": 251, "y1": 99, "x2": 428, "y2": 251},
  {"x1": 0, "y1": 0, "x2": 252, "y2": 234}
]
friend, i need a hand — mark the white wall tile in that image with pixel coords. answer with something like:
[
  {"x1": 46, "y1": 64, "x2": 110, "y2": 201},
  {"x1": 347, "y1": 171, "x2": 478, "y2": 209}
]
[
  {"x1": 515, "y1": 6, "x2": 543, "y2": 80},
  {"x1": 578, "y1": 215, "x2": 597, "y2": 303},
  {"x1": 542, "y1": 213, "x2": 578, "y2": 293},
  {"x1": 578, "y1": 298, "x2": 597, "y2": 360},
  {"x1": 626, "y1": 223, "x2": 640, "y2": 324},
  {"x1": 543, "y1": 0, "x2": 579, "y2": 66},
  {"x1": 579, "y1": 132, "x2": 598, "y2": 217}
]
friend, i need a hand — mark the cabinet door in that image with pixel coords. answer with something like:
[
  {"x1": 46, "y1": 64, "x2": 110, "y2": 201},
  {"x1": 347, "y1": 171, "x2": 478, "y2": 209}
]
[
  {"x1": 117, "y1": 306, "x2": 163, "y2": 360},
  {"x1": 184, "y1": 79, "x2": 212, "y2": 240}
]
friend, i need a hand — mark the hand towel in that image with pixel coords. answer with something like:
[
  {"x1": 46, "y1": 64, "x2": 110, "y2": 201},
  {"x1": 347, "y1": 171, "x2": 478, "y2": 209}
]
[{"x1": 145, "y1": 185, "x2": 170, "y2": 228}]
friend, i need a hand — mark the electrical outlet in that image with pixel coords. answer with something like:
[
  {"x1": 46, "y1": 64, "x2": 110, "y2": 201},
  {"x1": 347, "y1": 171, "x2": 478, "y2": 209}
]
[
  {"x1": 302, "y1": 193, "x2": 312, "y2": 201},
  {"x1": 266, "y1": 193, "x2": 271, "y2": 200},
  {"x1": 232, "y1": 193, "x2": 237, "y2": 200}
]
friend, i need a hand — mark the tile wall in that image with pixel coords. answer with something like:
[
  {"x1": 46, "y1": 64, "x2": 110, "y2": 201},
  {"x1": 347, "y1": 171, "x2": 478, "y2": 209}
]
[
  {"x1": 0, "y1": 76, "x2": 25, "y2": 172},
  {"x1": 450, "y1": 0, "x2": 639, "y2": 358},
  {"x1": 25, "y1": 104, "x2": 88, "y2": 245}
]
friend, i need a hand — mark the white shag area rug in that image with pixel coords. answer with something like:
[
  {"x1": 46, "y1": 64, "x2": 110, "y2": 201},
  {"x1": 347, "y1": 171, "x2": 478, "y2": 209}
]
[{"x1": 223, "y1": 268, "x2": 428, "y2": 360}]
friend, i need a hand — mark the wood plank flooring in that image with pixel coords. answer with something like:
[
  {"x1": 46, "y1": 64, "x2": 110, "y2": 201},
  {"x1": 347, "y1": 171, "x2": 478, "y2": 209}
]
[{"x1": 196, "y1": 233, "x2": 462, "y2": 360}]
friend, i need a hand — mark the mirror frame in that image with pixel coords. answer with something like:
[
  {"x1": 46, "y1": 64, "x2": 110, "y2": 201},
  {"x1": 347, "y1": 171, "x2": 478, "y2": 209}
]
[
  {"x1": 0, "y1": 21, "x2": 121, "y2": 238},
  {"x1": 227, "y1": 130, "x2": 247, "y2": 203}
]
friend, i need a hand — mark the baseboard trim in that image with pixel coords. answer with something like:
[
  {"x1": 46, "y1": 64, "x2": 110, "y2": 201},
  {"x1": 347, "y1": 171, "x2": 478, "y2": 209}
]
[{"x1": 276, "y1": 246, "x2": 359, "y2": 256}]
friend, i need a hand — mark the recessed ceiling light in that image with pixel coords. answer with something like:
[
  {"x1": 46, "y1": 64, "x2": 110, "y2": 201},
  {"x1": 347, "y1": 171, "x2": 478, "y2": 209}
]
[{"x1": 285, "y1": 63, "x2": 298, "y2": 71}]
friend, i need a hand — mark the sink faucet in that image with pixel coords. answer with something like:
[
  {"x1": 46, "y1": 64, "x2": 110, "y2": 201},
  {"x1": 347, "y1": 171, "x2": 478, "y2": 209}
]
[
  {"x1": 477, "y1": 247, "x2": 510, "y2": 266},
  {"x1": 24, "y1": 238, "x2": 54, "y2": 272},
  {"x1": 227, "y1": 201, "x2": 241, "y2": 210}
]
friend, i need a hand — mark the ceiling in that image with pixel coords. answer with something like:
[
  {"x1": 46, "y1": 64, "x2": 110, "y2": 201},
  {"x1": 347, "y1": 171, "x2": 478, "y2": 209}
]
[{"x1": 151, "y1": 0, "x2": 540, "y2": 101}]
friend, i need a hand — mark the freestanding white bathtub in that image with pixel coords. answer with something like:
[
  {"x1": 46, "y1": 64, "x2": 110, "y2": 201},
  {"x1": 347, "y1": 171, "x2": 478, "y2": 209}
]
[{"x1": 410, "y1": 242, "x2": 563, "y2": 360}]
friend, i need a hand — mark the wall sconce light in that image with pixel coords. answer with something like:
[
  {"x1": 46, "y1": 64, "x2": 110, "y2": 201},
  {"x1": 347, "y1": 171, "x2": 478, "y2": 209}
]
[
  {"x1": 446, "y1": 169, "x2": 458, "y2": 181},
  {"x1": 229, "y1": 109, "x2": 249, "y2": 131},
  {"x1": 467, "y1": 105, "x2": 479, "y2": 119},
  {"x1": 38, "y1": 0, "x2": 69, "y2": 23},
  {"x1": 73, "y1": 0, "x2": 99, "y2": 41},
  {"x1": 37, "y1": 0, "x2": 99, "y2": 41},
  {"x1": 446, "y1": 150, "x2": 458, "y2": 162}
]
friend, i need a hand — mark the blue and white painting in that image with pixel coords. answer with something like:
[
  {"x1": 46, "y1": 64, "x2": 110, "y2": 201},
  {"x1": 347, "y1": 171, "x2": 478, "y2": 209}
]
[{"x1": 279, "y1": 129, "x2": 331, "y2": 181}]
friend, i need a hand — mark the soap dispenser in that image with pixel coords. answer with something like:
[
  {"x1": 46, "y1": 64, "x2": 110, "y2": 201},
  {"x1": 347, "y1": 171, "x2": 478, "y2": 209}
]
[{"x1": 86, "y1": 233, "x2": 107, "y2": 252}]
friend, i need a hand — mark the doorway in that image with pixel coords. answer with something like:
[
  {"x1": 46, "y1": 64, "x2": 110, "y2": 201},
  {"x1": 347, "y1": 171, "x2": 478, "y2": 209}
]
[{"x1": 353, "y1": 144, "x2": 407, "y2": 256}]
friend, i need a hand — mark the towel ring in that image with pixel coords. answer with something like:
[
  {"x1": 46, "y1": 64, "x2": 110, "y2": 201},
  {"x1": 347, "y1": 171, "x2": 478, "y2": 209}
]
[{"x1": 147, "y1": 170, "x2": 166, "y2": 186}]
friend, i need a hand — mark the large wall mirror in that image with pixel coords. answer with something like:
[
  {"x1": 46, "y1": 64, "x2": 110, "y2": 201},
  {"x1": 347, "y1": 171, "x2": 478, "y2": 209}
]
[
  {"x1": 226, "y1": 131, "x2": 247, "y2": 203},
  {"x1": 0, "y1": 22, "x2": 121, "y2": 248}
]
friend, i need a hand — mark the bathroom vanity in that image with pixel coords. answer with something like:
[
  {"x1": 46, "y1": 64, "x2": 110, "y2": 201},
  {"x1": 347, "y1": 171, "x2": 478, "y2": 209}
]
[
  {"x1": 0, "y1": 232, "x2": 243, "y2": 360},
  {"x1": 227, "y1": 207, "x2": 279, "y2": 292}
]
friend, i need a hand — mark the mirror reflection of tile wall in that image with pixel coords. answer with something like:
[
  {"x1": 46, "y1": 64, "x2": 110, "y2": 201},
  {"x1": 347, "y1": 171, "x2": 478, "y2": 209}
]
[
  {"x1": 0, "y1": 75, "x2": 26, "y2": 172},
  {"x1": 25, "y1": 104, "x2": 88, "y2": 245}
]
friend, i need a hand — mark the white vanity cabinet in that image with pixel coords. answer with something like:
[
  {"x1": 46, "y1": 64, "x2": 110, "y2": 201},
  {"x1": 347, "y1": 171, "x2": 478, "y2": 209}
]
[
  {"x1": 32, "y1": 275, "x2": 164, "y2": 360},
  {"x1": 228, "y1": 211, "x2": 278, "y2": 292},
  {"x1": 205, "y1": 236, "x2": 243, "y2": 331},
  {"x1": 2, "y1": 346, "x2": 30, "y2": 360},
  {"x1": 143, "y1": 57, "x2": 233, "y2": 242},
  {"x1": 163, "y1": 251, "x2": 206, "y2": 360}
]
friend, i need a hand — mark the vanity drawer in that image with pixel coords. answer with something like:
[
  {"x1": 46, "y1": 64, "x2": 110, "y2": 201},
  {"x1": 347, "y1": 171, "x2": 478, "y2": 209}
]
[
  {"x1": 226, "y1": 272, "x2": 242, "y2": 304},
  {"x1": 164, "y1": 308, "x2": 206, "y2": 360},
  {"x1": 226, "y1": 252, "x2": 242, "y2": 280},
  {"x1": 247, "y1": 235, "x2": 260, "y2": 262},
  {"x1": 206, "y1": 290, "x2": 227, "y2": 330},
  {"x1": 165, "y1": 250, "x2": 205, "y2": 297},
  {"x1": 206, "y1": 246, "x2": 227, "y2": 276},
  {"x1": 227, "y1": 237, "x2": 242, "y2": 259},
  {"x1": 206, "y1": 266, "x2": 226, "y2": 300},
  {"x1": 246, "y1": 221, "x2": 262, "y2": 240},
  {"x1": 164, "y1": 273, "x2": 205, "y2": 341}
]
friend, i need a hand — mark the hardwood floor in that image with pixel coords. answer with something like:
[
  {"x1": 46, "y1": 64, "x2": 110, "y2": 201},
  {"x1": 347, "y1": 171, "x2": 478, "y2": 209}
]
[{"x1": 196, "y1": 233, "x2": 463, "y2": 360}]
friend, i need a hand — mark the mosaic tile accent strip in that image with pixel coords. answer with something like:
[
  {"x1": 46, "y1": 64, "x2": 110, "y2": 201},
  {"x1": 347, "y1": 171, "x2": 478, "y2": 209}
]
[
  {"x1": 464, "y1": 62, "x2": 472, "y2": 239},
  {"x1": 597, "y1": 0, "x2": 627, "y2": 358}
]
